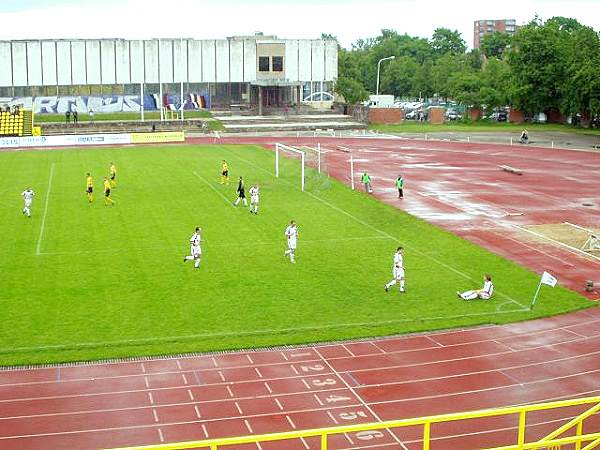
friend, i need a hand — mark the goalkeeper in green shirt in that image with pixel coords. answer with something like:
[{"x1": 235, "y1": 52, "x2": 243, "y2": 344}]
[{"x1": 396, "y1": 175, "x2": 404, "y2": 199}]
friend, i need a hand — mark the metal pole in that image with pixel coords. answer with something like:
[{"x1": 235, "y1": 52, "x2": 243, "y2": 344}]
[
  {"x1": 350, "y1": 155, "x2": 355, "y2": 190},
  {"x1": 376, "y1": 60, "x2": 382, "y2": 97},
  {"x1": 158, "y1": 39, "x2": 163, "y2": 122},
  {"x1": 140, "y1": 82, "x2": 145, "y2": 122},
  {"x1": 317, "y1": 142, "x2": 321, "y2": 173},
  {"x1": 301, "y1": 152, "x2": 305, "y2": 191},
  {"x1": 180, "y1": 81, "x2": 184, "y2": 122},
  {"x1": 530, "y1": 280, "x2": 543, "y2": 310},
  {"x1": 275, "y1": 144, "x2": 279, "y2": 178}
]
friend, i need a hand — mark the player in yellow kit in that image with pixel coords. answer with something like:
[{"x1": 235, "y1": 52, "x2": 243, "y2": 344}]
[
  {"x1": 109, "y1": 162, "x2": 117, "y2": 187},
  {"x1": 220, "y1": 160, "x2": 229, "y2": 184},
  {"x1": 103, "y1": 177, "x2": 115, "y2": 206},
  {"x1": 85, "y1": 173, "x2": 94, "y2": 203}
]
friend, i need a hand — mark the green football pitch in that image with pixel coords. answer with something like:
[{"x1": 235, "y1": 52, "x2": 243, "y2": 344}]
[{"x1": 0, "y1": 144, "x2": 593, "y2": 366}]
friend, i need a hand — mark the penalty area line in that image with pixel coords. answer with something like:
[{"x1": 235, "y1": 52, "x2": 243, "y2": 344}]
[
  {"x1": 35, "y1": 163, "x2": 55, "y2": 256},
  {"x1": 222, "y1": 147, "x2": 526, "y2": 310}
]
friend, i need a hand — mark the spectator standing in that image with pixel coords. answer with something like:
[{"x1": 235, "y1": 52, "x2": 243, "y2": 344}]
[
  {"x1": 395, "y1": 175, "x2": 404, "y2": 199},
  {"x1": 89, "y1": 108, "x2": 95, "y2": 124},
  {"x1": 361, "y1": 172, "x2": 373, "y2": 193}
]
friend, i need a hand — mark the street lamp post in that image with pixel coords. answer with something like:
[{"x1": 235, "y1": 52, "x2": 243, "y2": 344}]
[{"x1": 376, "y1": 56, "x2": 396, "y2": 97}]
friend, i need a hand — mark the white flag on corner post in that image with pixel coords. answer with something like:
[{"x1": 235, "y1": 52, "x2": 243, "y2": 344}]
[{"x1": 541, "y1": 271, "x2": 558, "y2": 287}]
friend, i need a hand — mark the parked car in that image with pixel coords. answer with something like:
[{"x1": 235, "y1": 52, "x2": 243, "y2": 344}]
[{"x1": 445, "y1": 109, "x2": 462, "y2": 120}]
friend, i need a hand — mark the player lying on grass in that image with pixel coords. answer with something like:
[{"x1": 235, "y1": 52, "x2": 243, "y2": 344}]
[
  {"x1": 458, "y1": 274, "x2": 494, "y2": 300},
  {"x1": 21, "y1": 187, "x2": 35, "y2": 217},
  {"x1": 183, "y1": 226, "x2": 202, "y2": 269},
  {"x1": 385, "y1": 246, "x2": 405, "y2": 293}
]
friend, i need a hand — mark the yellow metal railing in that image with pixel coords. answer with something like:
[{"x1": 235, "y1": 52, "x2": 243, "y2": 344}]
[{"x1": 107, "y1": 395, "x2": 600, "y2": 450}]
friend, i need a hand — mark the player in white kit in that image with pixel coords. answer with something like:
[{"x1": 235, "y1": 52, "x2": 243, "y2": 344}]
[
  {"x1": 21, "y1": 187, "x2": 35, "y2": 217},
  {"x1": 283, "y1": 220, "x2": 298, "y2": 263},
  {"x1": 385, "y1": 247, "x2": 405, "y2": 293},
  {"x1": 183, "y1": 227, "x2": 202, "y2": 269},
  {"x1": 458, "y1": 274, "x2": 494, "y2": 300},
  {"x1": 249, "y1": 184, "x2": 259, "y2": 215}
]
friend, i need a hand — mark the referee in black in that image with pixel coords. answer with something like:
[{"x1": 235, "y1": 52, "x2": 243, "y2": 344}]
[{"x1": 233, "y1": 176, "x2": 248, "y2": 206}]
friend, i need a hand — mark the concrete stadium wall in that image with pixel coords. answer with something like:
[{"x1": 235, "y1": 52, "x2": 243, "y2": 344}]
[{"x1": 0, "y1": 39, "x2": 338, "y2": 87}]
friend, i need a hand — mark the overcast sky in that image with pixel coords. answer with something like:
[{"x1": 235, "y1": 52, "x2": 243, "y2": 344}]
[{"x1": 0, "y1": 0, "x2": 598, "y2": 48}]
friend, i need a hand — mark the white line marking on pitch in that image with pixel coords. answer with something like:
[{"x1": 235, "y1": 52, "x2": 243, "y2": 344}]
[
  {"x1": 35, "y1": 163, "x2": 55, "y2": 255},
  {"x1": 192, "y1": 171, "x2": 234, "y2": 206}
]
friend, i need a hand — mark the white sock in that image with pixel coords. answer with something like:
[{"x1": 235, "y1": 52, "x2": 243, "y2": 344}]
[
  {"x1": 290, "y1": 252, "x2": 295, "y2": 262},
  {"x1": 386, "y1": 279, "x2": 397, "y2": 289},
  {"x1": 194, "y1": 259, "x2": 200, "y2": 268},
  {"x1": 284, "y1": 250, "x2": 290, "y2": 255},
  {"x1": 234, "y1": 198, "x2": 240, "y2": 205},
  {"x1": 400, "y1": 280, "x2": 405, "y2": 290},
  {"x1": 243, "y1": 199, "x2": 248, "y2": 206},
  {"x1": 185, "y1": 256, "x2": 194, "y2": 261}
]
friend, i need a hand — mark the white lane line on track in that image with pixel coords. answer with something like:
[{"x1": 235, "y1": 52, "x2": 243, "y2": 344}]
[
  {"x1": 274, "y1": 398, "x2": 283, "y2": 411},
  {"x1": 3, "y1": 326, "x2": 600, "y2": 400},
  {"x1": 158, "y1": 428, "x2": 165, "y2": 442},
  {"x1": 314, "y1": 347, "x2": 410, "y2": 450},
  {"x1": 285, "y1": 415, "x2": 296, "y2": 429},
  {"x1": 226, "y1": 385, "x2": 234, "y2": 397}
]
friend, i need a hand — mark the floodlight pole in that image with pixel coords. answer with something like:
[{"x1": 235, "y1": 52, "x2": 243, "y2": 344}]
[
  {"x1": 140, "y1": 82, "x2": 145, "y2": 122},
  {"x1": 376, "y1": 56, "x2": 395, "y2": 97}
]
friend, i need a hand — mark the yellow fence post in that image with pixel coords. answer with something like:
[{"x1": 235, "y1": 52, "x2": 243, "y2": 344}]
[
  {"x1": 210, "y1": 445, "x2": 217, "y2": 450},
  {"x1": 423, "y1": 422, "x2": 431, "y2": 450},
  {"x1": 518, "y1": 410, "x2": 527, "y2": 449},
  {"x1": 321, "y1": 433, "x2": 328, "y2": 450},
  {"x1": 576, "y1": 420, "x2": 584, "y2": 450}
]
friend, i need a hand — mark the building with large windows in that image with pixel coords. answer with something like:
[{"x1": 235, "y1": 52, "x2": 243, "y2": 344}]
[{"x1": 0, "y1": 34, "x2": 338, "y2": 115}]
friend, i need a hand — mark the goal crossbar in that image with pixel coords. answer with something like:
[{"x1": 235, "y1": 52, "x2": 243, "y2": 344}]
[{"x1": 275, "y1": 143, "x2": 306, "y2": 191}]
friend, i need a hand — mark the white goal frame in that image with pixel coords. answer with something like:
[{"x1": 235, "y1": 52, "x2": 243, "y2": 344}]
[{"x1": 275, "y1": 143, "x2": 305, "y2": 191}]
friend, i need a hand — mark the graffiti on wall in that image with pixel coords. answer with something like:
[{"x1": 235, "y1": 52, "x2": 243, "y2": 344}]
[{"x1": 0, "y1": 93, "x2": 210, "y2": 114}]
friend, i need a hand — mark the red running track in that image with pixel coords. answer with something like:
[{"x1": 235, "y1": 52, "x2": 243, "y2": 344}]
[{"x1": 2, "y1": 307, "x2": 600, "y2": 449}]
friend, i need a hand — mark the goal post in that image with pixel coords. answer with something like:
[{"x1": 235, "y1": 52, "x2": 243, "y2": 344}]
[{"x1": 275, "y1": 143, "x2": 305, "y2": 191}]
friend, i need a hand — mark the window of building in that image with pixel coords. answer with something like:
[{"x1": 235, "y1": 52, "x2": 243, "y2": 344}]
[
  {"x1": 272, "y1": 56, "x2": 283, "y2": 72},
  {"x1": 258, "y1": 56, "x2": 270, "y2": 72}
]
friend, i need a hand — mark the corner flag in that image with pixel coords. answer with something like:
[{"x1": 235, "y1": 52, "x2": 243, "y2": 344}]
[
  {"x1": 530, "y1": 271, "x2": 559, "y2": 310},
  {"x1": 541, "y1": 271, "x2": 558, "y2": 287}
]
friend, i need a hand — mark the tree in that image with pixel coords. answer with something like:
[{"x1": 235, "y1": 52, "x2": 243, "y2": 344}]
[
  {"x1": 507, "y1": 19, "x2": 568, "y2": 116},
  {"x1": 480, "y1": 32, "x2": 512, "y2": 58},
  {"x1": 334, "y1": 77, "x2": 369, "y2": 104},
  {"x1": 430, "y1": 28, "x2": 467, "y2": 56},
  {"x1": 479, "y1": 58, "x2": 511, "y2": 109},
  {"x1": 380, "y1": 57, "x2": 419, "y2": 97}
]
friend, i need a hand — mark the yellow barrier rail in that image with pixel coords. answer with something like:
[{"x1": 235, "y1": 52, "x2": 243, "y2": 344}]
[{"x1": 107, "y1": 395, "x2": 600, "y2": 450}]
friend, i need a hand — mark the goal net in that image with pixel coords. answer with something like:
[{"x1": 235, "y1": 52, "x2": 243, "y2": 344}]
[{"x1": 275, "y1": 143, "x2": 330, "y2": 192}]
